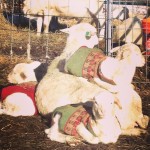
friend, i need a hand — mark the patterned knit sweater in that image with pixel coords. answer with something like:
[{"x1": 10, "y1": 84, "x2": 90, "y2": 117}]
[
  {"x1": 65, "y1": 46, "x2": 115, "y2": 84},
  {"x1": 52, "y1": 104, "x2": 96, "y2": 138},
  {"x1": 65, "y1": 46, "x2": 105, "y2": 79}
]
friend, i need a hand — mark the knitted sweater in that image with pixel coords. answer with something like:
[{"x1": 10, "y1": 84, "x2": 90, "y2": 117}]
[
  {"x1": 52, "y1": 104, "x2": 95, "y2": 138},
  {"x1": 65, "y1": 46, "x2": 115, "y2": 84},
  {"x1": 0, "y1": 82, "x2": 38, "y2": 115}
]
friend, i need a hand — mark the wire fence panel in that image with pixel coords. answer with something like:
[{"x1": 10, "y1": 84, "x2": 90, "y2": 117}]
[{"x1": 108, "y1": 0, "x2": 150, "y2": 83}]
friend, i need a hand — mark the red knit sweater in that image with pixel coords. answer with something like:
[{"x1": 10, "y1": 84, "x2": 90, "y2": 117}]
[{"x1": 0, "y1": 82, "x2": 38, "y2": 115}]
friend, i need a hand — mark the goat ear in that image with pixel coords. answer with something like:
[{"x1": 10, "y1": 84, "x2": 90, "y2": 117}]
[
  {"x1": 29, "y1": 61, "x2": 41, "y2": 69},
  {"x1": 110, "y1": 46, "x2": 124, "y2": 60},
  {"x1": 109, "y1": 46, "x2": 121, "y2": 53}
]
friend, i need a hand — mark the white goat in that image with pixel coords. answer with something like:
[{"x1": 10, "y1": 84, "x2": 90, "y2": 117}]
[
  {"x1": 8, "y1": 61, "x2": 41, "y2": 84},
  {"x1": 23, "y1": 0, "x2": 129, "y2": 38},
  {"x1": 23, "y1": 0, "x2": 104, "y2": 36},
  {"x1": 36, "y1": 68, "x2": 149, "y2": 130},
  {"x1": 45, "y1": 91, "x2": 122, "y2": 146},
  {"x1": 76, "y1": 41, "x2": 148, "y2": 130},
  {"x1": 0, "y1": 82, "x2": 38, "y2": 116},
  {"x1": 0, "y1": 61, "x2": 42, "y2": 116},
  {"x1": 35, "y1": 23, "x2": 149, "y2": 132},
  {"x1": 113, "y1": 17, "x2": 143, "y2": 45},
  {"x1": 49, "y1": 23, "x2": 145, "y2": 94},
  {"x1": 62, "y1": 26, "x2": 145, "y2": 93}
]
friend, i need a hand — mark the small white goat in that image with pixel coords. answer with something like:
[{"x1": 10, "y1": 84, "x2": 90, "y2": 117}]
[
  {"x1": 0, "y1": 82, "x2": 38, "y2": 116},
  {"x1": 62, "y1": 27, "x2": 145, "y2": 93},
  {"x1": 45, "y1": 91, "x2": 122, "y2": 146},
  {"x1": 0, "y1": 61, "x2": 42, "y2": 116},
  {"x1": 8, "y1": 61, "x2": 41, "y2": 84}
]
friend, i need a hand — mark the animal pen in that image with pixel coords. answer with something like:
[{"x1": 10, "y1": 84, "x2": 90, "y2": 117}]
[{"x1": 0, "y1": 0, "x2": 150, "y2": 150}]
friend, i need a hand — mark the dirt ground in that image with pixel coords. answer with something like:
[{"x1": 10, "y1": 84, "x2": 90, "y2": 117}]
[{"x1": 0, "y1": 10, "x2": 150, "y2": 150}]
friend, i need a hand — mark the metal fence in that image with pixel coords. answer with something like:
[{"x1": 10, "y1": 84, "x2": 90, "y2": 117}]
[
  {"x1": 0, "y1": 0, "x2": 150, "y2": 83},
  {"x1": 106, "y1": 0, "x2": 150, "y2": 83}
]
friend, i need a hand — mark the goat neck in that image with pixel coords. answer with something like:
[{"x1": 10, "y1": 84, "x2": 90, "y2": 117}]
[{"x1": 63, "y1": 39, "x2": 86, "y2": 60}]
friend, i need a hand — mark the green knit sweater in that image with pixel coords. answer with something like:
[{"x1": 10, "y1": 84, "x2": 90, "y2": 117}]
[
  {"x1": 65, "y1": 46, "x2": 105, "y2": 79},
  {"x1": 52, "y1": 104, "x2": 95, "y2": 138}
]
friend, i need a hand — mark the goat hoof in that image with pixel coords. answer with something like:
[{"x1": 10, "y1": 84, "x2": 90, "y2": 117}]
[
  {"x1": 45, "y1": 128, "x2": 50, "y2": 134},
  {"x1": 138, "y1": 115, "x2": 149, "y2": 129},
  {"x1": 89, "y1": 137, "x2": 100, "y2": 144},
  {"x1": 66, "y1": 136, "x2": 83, "y2": 146},
  {"x1": 108, "y1": 87, "x2": 118, "y2": 93},
  {"x1": 0, "y1": 108, "x2": 4, "y2": 114}
]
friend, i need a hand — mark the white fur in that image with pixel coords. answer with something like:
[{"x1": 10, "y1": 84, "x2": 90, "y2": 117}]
[
  {"x1": 91, "y1": 91, "x2": 122, "y2": 144},
  {"x1": 0, "y1": 93, "x2": 36, "y2": 116},
  {"x1": 45, "y1": 91, "x2": 121, "y2": 145},
  {"x1": 7, "y1": 61, "x2": 41, "y2": 84},
  {"x1": 57, "y1": 24, "x2": 145, "y2": 94},
  {"x1": 44, "y1": 23, "x2": 99, "y2": 74},
  {"x1": 62, "y1": 26, "x2": 145, "y2": 93},
  {"x1": 36, "y1": 68, "x2": 149, "y2": 130},
  {"x1": 36, "y1": 58, "x2": 149, "y2": 131},
  {"x1": 61, "y1": 23, "x2": 98, "y2": 60}
]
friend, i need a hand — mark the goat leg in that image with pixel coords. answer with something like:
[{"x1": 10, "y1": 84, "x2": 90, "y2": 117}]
[
  {"x1": 45, "y1": 114, "x2": 68, "y2": 143},
  {"x1": 76, "y1": 122, "x2": 99, "y2": 144},
  {"x1": 45, "y1": 114, "x2": 83, "y2": 146},
  {"x1": 136, "y1": 115, "x2": 149, "y2": 129},
  {"x1": 65, "y1": 136, "x2": 84, "y2": 146},
  {"x1": 93, "y1": 77, "x2": 118, "y2": 93}
]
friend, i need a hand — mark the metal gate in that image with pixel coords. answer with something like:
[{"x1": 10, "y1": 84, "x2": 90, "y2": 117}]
[{"x1": 106, "y1": 0, "x2": 149, "y2": 83}]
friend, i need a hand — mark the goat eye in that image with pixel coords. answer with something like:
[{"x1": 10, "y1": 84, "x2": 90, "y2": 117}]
[{"x1": 20, "y1": 72, "x2": 27, "y2": 79}]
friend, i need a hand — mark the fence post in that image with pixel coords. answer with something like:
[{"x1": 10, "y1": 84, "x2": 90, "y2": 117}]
[{"x1": 106, "y1": 0, "x2": 112, "y2": 55}]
